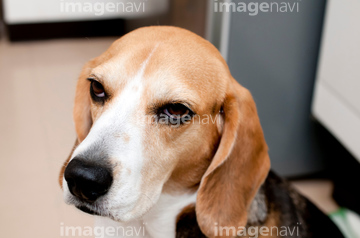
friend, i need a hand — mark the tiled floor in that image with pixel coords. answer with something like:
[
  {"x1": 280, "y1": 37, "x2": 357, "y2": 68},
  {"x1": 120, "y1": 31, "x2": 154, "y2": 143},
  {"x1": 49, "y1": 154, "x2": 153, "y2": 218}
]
[
  {"x1": 0, "y1": 36, "x2": 117, "y2": 238},
  {"x1": 0, "y1": 36, "x2": 340, "y2": 237}
]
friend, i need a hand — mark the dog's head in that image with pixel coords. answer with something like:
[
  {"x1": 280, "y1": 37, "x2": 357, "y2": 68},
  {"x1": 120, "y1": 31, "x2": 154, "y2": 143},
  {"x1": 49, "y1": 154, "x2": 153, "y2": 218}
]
[{"x1": 60, "y1": 26, "x2": 270, "y2": 237}]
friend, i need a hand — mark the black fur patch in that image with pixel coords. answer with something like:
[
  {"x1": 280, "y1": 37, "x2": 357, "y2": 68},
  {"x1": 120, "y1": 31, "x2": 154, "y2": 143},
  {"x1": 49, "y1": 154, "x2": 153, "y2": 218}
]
[
  {"x1": 175, "y1": 171, "x2": 345, "y2": 238},
  {"x1": 176, "y1": 204, "x2": 206, "y2": 238}
]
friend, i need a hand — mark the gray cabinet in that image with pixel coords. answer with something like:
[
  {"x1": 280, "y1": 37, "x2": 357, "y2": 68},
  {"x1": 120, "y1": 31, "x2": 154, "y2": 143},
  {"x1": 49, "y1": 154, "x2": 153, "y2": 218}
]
[{"x1": 208, "y1": 0, "x2": 327, "y2": 176}]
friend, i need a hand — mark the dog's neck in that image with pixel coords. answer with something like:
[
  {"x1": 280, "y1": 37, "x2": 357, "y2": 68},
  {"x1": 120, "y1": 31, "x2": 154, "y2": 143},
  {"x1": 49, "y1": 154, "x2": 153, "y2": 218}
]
[
  {"x1": 95, "y1": 192, "x2": 196, "y2": 238},
  {"x1": 142, "y1": 192, "x2": 197, "y2": 237},
  {"x1": 95, "y1": 189, "x2": 267, "y2": 238},
  {"x1": 247, "y1": 187, "x2": 268, "y2": 225}
]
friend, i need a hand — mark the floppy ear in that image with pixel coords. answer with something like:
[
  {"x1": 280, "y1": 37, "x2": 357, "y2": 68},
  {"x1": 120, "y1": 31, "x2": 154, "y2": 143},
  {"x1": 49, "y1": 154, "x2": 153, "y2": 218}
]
[
  {"x1": 73, "y1": 59, "x2": 95, "y2": 142},
  {"x1": 196, "y1": 78, "x2": 270, "y2": 238},
  {"x1": 59, "y1": 58, "x2": 98, "y2": 188},
  {"x1": 59, "y1": 139, "x2": 79, "y2": 188}
]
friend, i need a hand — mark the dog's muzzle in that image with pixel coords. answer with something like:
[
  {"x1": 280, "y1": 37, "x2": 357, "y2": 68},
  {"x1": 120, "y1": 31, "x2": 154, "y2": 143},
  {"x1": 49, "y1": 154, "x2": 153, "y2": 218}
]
[{"x1": 64, "y1": 158, "x2": 113, "y2": 203}]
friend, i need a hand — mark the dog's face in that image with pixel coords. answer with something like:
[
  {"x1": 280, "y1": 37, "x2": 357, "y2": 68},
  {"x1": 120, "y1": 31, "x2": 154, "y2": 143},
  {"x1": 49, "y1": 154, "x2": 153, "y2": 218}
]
[{"x1": 60, "y1": 26, "x2": 270, "y2": 237}]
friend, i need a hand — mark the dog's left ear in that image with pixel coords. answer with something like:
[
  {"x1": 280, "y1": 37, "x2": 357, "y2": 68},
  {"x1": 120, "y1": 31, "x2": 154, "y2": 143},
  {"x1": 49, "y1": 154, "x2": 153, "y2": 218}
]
[{"x1": 196, "y1": 78, "x2": 270, "y2": 238}]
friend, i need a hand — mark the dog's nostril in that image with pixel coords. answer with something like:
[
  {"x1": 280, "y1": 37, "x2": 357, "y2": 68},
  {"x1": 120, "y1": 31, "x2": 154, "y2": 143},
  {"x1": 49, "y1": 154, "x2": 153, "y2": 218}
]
[{"x1": 64, "y1": 158, "x2": 113, "y2": 202}]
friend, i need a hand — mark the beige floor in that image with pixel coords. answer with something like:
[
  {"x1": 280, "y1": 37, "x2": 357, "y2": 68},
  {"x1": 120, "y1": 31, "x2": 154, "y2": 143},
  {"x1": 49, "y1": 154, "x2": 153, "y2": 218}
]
[
  {"x1": 292, "y1": 180, "x2": 339, "y2": 214},
  {"x1": 0, "y1": 36, "x2": 117, "y2": 238},
  {"x1": 0, "y1": 37, "x2": 339, "y2": 238}
]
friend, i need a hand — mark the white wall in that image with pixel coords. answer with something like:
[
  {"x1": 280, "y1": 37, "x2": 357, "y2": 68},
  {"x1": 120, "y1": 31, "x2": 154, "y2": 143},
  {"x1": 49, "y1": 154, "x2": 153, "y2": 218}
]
[
  {"x1": 3, "y1": 0, "x2": 168, "y2": 24},
  {"x1": 313, "y1": 0, "x2": 360, "y2": 162}
]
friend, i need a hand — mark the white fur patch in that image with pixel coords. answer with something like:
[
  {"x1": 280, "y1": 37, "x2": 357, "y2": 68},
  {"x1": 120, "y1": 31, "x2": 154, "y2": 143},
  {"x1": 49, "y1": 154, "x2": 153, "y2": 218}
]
[
  {"x1": 63, "y1": 44, "x2": 163, "y2": 222},
  {"x1": 95, "y1": 192, "x2": 197, "y2": 238}
]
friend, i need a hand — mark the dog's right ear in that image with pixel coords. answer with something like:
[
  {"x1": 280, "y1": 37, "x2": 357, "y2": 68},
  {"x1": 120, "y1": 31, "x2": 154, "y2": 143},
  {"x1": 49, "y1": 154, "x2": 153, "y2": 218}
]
[{"x1": 73, "y1": 59, "x2": 98, "y2": 142}]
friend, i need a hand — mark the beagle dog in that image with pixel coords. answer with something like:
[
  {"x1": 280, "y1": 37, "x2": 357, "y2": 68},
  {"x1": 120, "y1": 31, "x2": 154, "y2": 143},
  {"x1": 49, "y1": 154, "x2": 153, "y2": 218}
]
[{"x1": 60, "y1": 26, "x2": 344, "y2": 238}]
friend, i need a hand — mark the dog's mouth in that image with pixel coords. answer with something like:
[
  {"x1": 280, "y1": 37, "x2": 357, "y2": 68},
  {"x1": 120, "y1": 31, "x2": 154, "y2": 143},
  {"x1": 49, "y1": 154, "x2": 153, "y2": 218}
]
[{"x1": 76, "y1": 205, "x2": 102, "y2": 216}]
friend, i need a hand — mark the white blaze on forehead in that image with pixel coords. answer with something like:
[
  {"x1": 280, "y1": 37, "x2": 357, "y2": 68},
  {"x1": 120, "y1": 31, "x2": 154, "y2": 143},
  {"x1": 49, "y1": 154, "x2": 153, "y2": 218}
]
[
  {"x1": 72, "y1": 43, "x2": 160, "y2": 158},
  {"x1": 64, "y1": 44, "x2": 160, "y2": 217}
]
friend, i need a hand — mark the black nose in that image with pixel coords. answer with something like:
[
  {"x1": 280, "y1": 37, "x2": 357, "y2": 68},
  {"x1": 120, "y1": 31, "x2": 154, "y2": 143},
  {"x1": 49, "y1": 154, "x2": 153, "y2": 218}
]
[{"x1": 64, "y1": 158, "x2": 113, "y2": 202}]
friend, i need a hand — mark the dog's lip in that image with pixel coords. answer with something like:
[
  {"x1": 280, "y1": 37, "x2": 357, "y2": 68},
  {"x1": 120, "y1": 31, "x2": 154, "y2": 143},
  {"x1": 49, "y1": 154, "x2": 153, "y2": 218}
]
[{"x1": 76, "y1": 205, "x2": 102, "y2": 216}]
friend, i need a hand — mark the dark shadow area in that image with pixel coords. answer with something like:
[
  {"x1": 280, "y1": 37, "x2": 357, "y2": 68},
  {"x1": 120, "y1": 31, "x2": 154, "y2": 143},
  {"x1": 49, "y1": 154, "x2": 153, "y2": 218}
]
[
  {"x1": 289, "y1": 121, "x2": 360, "y2": 216},
  {"x1": 0, "y1": 0, "x2": 4, "y2": 38},
  {"x1": 7, "y1": 19, "x2": 125, "y2": 41}
]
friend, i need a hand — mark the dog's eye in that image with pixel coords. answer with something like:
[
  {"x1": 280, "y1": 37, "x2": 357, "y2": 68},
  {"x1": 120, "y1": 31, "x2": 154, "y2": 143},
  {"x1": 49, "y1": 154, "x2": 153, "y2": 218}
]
[
  {"x1": 157, "y1": 103, "x2": 194, "y2": 126},
  {"x1": 91, "y1": 81, "x2": 105, "y2": 98},
  {"x1": 164, "y1": 104, "x2": 190, "y2": 119}
]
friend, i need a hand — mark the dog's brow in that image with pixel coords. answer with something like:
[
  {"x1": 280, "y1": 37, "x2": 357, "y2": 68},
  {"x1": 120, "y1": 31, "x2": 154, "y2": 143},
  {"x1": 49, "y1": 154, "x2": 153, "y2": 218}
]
[{"x1": 88, "y1": 73, "x2": 102, "y2": 82}]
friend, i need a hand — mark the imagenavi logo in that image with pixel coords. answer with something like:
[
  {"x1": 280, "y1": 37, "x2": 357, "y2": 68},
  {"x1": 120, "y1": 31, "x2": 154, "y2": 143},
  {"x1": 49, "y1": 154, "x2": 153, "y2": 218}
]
[{"x1": 214, "y1": 0, "x2": 301, "y2": 16}]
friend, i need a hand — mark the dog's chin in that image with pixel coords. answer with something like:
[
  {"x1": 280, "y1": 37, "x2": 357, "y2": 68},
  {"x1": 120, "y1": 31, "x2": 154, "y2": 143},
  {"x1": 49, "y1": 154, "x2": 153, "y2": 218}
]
[
  {"x1": 76, "y1": 205, "x2": 102, "y2": 216},
  {"x1": 65, "y1": 191, "x2": 160, "y2": 223},
  {"x1": 75, "y1": 205, "x2": 119, "y2": 221},
  {"x1": 73, "y1": 203, "x2": 149, "y2": 223}
]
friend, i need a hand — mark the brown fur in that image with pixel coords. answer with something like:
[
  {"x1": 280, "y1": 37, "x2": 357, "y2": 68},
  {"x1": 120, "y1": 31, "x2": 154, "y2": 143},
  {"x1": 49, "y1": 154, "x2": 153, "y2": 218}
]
[
  {"x1": 59, "y1": 139, "x2": 79, "y2": 188},
  {"x1": 60, "y1": 26, "x2": 271, "y2": 237},
  {"x1": 195, "y1": 79, "x2": 270, "y2": 238}
]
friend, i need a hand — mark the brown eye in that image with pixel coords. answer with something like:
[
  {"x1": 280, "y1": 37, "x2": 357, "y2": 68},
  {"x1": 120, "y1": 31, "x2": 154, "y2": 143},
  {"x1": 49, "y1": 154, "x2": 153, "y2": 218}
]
[
  {"x1": 91, "y1": 81, "x2": 105, "y2": 98},
  {"x1": 164, "y1": 104, "x2": 190, "y2": 119}
]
